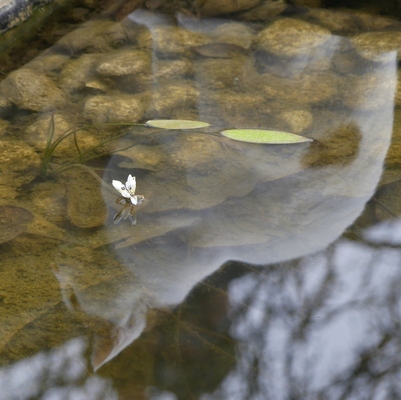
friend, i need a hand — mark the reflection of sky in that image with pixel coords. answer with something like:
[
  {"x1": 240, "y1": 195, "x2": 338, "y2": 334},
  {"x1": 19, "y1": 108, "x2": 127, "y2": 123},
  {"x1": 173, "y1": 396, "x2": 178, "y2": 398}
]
[
  {"x1": 0, "y1": 338, "x2": 117, "y2": 400},
  {"x1": 365, "y1": 218, "x2": 401, "y2": 245},
  {"x1": 202, "y1": 219, "x2": 401, "y2": 399}
]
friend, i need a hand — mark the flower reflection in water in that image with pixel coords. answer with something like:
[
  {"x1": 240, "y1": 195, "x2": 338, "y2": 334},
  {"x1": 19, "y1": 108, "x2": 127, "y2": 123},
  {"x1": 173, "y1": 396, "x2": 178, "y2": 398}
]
[{"x1": 113, "y1": 198, "x2": 138, "y2": 225}]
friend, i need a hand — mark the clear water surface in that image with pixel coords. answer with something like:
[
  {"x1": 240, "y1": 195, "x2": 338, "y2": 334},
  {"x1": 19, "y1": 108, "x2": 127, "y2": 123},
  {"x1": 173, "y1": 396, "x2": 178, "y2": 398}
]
[{"x1": 0, "y1": 4, "x2": 401, "y2": 400}]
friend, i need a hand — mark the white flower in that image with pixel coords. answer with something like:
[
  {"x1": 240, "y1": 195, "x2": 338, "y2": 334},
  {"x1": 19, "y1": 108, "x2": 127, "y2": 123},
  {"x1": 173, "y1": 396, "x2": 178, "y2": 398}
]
[{"x1": 112, "y1": 174, "x2": 142, "y2": 205}]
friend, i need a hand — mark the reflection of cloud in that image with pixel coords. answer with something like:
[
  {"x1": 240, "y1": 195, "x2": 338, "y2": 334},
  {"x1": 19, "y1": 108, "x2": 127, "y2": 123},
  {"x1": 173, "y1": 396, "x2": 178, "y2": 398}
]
[
  {"x1": 55, "y1": 7, "x2": 399, "y2": 378},
  {"x1": 201, "y1": 224, "x2": 401, "y2": 399},
  {"x1": 146, "y1": 387, "x2": 178, "y2": 400},
  {"x1": 0, "y1": 338, "x2": 117, "y2": 400},
  {"x1": 53, "y1": 263, "x2": 149, "y2": 372},
  {"x1": 364, "y1": 218, "x2": 401, "y2": 245}
]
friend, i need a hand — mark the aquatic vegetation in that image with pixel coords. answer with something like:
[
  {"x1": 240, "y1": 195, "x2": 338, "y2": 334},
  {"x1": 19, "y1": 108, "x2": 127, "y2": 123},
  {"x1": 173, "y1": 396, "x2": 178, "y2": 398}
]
[
  {"x1": 38, "y1": 115, "x2": 313, "y2": 227},
  {"x1": 40, "y1": 115, "x2": 311, "y2": 181},
  {"x1": 145, "y1": 119, "x2": 211, "y2": 129},
  {"x1": 39, "y1": 116, "x2": 142, "y2": 179},
  {"x1": 220, "y1": 128, "x2": 313, "y2": 144},
  {"x1": 40, "y1": 114, "x2": 77, "y2": 177}
]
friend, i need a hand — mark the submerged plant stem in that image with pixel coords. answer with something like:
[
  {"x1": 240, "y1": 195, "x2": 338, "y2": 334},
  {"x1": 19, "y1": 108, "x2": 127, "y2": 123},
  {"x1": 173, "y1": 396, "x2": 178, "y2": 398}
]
[
  {"x1": 40, "y1": 118, "x2": 219, "y2": 180},
  {"x1": 59, "y1": 163, "x2": 117, "y2": 195}
]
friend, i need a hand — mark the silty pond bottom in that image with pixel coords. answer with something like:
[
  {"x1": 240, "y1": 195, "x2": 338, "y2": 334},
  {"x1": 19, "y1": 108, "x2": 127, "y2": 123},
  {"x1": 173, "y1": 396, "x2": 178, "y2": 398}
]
[{"x1": 1, "y1": 3, "x2": 401, "y2": 399}]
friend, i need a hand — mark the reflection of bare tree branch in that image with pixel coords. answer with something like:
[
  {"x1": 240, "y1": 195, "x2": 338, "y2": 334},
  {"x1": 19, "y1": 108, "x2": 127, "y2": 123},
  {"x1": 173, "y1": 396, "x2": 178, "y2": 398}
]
[{"x1": 204, "y1": 229, "x2": 401, "y2": 400}]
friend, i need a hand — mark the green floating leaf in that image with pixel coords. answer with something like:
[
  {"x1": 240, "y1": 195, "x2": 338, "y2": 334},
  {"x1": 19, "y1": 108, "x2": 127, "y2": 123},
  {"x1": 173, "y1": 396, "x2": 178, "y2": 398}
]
[
  {"x1": 146, "y1": 119, "x2": 210, "y2": 130},
  {"x1": 220, "y1": 129, "x2": 313, "y2": 144}
]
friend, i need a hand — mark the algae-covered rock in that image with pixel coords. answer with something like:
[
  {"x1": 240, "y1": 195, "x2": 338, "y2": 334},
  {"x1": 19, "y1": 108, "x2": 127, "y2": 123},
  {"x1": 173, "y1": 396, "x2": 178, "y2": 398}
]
[
  {"x1": 96, "y1": 49, "x2": 151, "y2": 77},
  {"x1": 344, "y1": 71, "x2": 396, "y2": 111},
  {"x1": 66, "y1": 170, "x2": 108, "y2": 229},
  {"x1": 25, "y1": 113, "x2": 100, "y2": 158},
  {"x1": 59, "y1": 54, "x2": 102, "y2": 93},
  {"x1": 261, "y1": 71, "x2": 342, "y2": 106},
  {"x1": 198, "y1": 0, "x2": 261, "y2": 16},
  {"x1": 0, "y1": 94, "x2": 11, "y2": 117},
  {"x1": 0, "y1": 119, "x2": 10, "y2": 138},
  {"x1": 205, "y1": 91, "x2": 273, "y2": 127},
  {"x1": 0, "y1": 206, "x2": 33, "y2": 244},
  {"x1": 0, "y1": 141, "x2": 41, "y2": 199},
  {"x1": 256, "y1": 18, "x2": 332, "y2": 58},
  {"x1": 144, "y1": 83, "x2": 198, "y2": 118},
  {"x1": 238, "y1": 1, "x2": 287, "y2": 21},
  {"x1": 0, "y1": 69, "x2": 65, "y2": 112},
  {"x1": 57, "y1": 20, "x2": 128, "y2": 53},
  {"x1": 95, "y1": 49, "x2": 152, "y2": 93},
  {"x1": 154, "y1": 59, "x2": 194, "y2": 81},
  {"x1": 29, "y1": 180, "x2": 68, "y2": 227},
  {"x1": 26, "y1": 52, "x2": 70, "y2": 74},
  {"x1": 211, "y1": 22, "x2": 254, "y2": 49},
  {"x1": 352, "y1": 31, "x2": 401, "y2": 63},
  {"x1": 83, "y1": 94, "x2": 144, "y2": 124},
  {"x1": 151, "y1": 26, "x2": 209, "y2": 56},
  {"x1": 276, "y1": 110, "x2": 313, "y2": 134},
  {"x1": 194, "y1": 58, "x2": 257, "y2": 91}
]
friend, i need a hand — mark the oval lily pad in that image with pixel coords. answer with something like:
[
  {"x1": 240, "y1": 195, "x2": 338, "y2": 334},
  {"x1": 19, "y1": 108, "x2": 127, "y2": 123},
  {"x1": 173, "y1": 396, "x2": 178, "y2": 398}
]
[
  {"x1": 0, "y1": 205, "x2": 34, "y2": 244},
  {"x1": 146, "y1": 119, "x2": 210, "y2": 130},
  {"x1": 220, "y1": 129, "x2": 313, "y2": 144}
]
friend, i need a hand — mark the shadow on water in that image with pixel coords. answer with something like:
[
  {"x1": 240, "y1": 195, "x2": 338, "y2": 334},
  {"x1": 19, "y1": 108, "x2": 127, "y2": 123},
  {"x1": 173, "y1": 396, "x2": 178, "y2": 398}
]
[{"x1": 0, "y1": 3, "x2": 401, "y2": 399}]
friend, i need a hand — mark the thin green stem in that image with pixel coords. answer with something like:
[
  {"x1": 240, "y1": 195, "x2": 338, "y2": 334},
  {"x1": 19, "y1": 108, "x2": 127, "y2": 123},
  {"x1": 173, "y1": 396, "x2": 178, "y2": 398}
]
[
  {"x1": 58, "y1": 163, "x2": 116, "y2": 195},
  {"x1": 40, "y1": 118, "x2": 219, "y2": 179},
  {"x1": 73, "y1": 129, "x2": 82, "y2": 162}
]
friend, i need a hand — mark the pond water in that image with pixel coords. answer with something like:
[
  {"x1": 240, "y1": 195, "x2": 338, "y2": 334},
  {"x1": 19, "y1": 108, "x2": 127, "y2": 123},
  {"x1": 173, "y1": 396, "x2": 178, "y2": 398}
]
[{"x1": 1, "y1": 3, "x2": 401, "y2": 399}]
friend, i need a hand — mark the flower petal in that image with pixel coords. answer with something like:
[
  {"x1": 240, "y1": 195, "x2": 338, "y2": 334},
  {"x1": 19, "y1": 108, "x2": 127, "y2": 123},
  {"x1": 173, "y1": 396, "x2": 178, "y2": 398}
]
[
  {"x1": 130, "y1": 195, "x2": 138, "y2": 205},
  {"x1": 125, "y1": 174, "x2": 136, "y2": 196},
  {"x1": 112, "y1": 180, "x2": 130, "y2": 198}
]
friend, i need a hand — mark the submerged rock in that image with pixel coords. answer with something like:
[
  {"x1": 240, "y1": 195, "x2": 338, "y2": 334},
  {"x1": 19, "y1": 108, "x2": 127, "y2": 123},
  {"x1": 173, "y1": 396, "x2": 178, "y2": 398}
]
[
  {"x1": 261, "y1": 71, "x2": 342, "y2": 106},
  {"x1": 26, "y1": 52, "x2": 70, "y2": 74},
  {"x1": 0, "y1": 95, "x2": 11, "y2": 117},
  {"x1": 276, "y1": 110, "x2": 313, "y2": 134},
  {"x1": 256, "y1": 18, "x2": 332, "y2": 58},
  {"x1": 238, "y1": 1, "x2": 287, "y2": 21},
  {"x1": 151, "y1": 26, "x2": 209, "y2": 56},
  {"x1": 154, "y1": 59, "x2": 194, "y2": 81},
  {"x1": 0, "y1": 69, "x2": 65, "y2": 112},
  {"x1": 96, "y1": 49, "x2": 151, "y2": 77},
  {"x1": 83, "y1": 94, "x2": 144, "y2": 124},
  {"x1": 29, "y1": 181, "x2": 68, "y2": 227},
  {"x1": 25, "y1": 113, "x2": 100, "y2": 158},
  {"x1": 144, "y1": 83, "x2": 198, "y2": 118},
  {"x1": 194, "y1": 58, "x2": 256, "y2": 91},
  {"x1": 0, "y1": 141, "x2": 41, "y2": 199},
  {"x1": 0, "y1": 119, "x2": 10, "y2": 137},
  {"x1": 66, "y1": 170, "x2": 108, "y2": 229},
  {"x1": 59, "y1": 54, "x2": 102, "y2": 93},
  {"x1": 197, "y1": 0, "x2": 261, "y2": 16},
  {"x1": 352, "y1": 31, "x2": 401, "y2": 63},
  {"x1": 211, "y1": 22, "x2": 254, "y2": 49},
  {"x1": 96, "y1": 49, "x2": 152, "y2": 93},
  {"x1": 57, "y1": 20, "x2": 128, "y2": 53},
  {"x1": 0, "y1": 206, "x2": 33, "y2": 244},
  {"x1": 205, "y1": 91, "x2": 273, "y2": 127},
  {"x1": 344, "y1": 70, "x2": 397, "y2": 110},
  {"x1": 303, "y1": 8, "x2": 360, "y2": 34}
]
